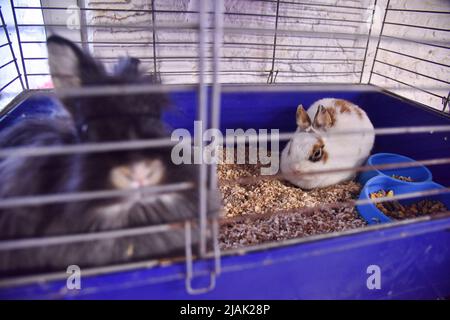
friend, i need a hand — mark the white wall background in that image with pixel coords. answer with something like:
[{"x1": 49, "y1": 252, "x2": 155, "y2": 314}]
[
  {"x1": 368, "y1": 0, "x2": 450, "y2": 111},
  {"x1": 83, "y1": 0, "x2": 372, "y2": 84},
  {"x1": 1, "y1": 0, "x2": 449, "y2": 112}
]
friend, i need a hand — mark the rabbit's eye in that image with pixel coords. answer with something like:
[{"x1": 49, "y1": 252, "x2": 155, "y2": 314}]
[
  {"x1": 119, "y1": 167, "x2": 133, "y2": 180},
  {"x1": 309, "y1": 147, "x2": 323, "y2": 162}
]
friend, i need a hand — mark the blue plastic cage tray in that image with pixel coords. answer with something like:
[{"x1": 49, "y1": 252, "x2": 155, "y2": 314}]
[{"x1": 0, "y1": 85, "x2": 449, "y2": 299}]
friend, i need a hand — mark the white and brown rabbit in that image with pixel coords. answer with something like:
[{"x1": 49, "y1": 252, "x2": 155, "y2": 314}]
[
  {"x1": 0, "y1": 36, "x2": 221, "y2": 277},
  {"x1": 281, "y1": 98, "x2": 375, "y2": 189}
]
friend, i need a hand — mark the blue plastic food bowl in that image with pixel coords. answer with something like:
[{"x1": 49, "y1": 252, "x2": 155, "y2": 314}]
[
  {"x1": 358, "y1": 153, "x2": 433, "y2": 186},
  {"x1": 356, "y1": 175, "x2": 449, "y2": 225}
]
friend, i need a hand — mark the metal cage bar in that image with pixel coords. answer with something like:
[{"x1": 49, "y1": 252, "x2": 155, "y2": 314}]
[
  {"x1": 150, "y1": 0, "x2": 159, "y2": 81},
  {"x1": 0, "y1": 5, "x2": 24, "y2": 92},
  {"x1": 368, "y1": 0, "x2": 450, "y2": 111},
  {"x1": 209, "y1": 0, "x2": 224, "y2": 190},
  {"x1": 196, "y1": 0, "x2": 208, "y2": 258},
  {"x1": 267, "y1": 0, "x2": 280, "y2": 84},
  {"x1": 9, "y1": 0, "x2": 28, "y2": 89},
  {"x1": 360, "y1": 0, "x2": 377, "y2": 83}
]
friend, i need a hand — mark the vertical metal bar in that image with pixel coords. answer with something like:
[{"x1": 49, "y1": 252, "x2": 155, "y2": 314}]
[
  {"x1": 150, "y1": 0, "x2": 159, "y2": 81},
  {"x1": 211, "y1": 217, "x2": 221, "y2": 276},
  {"x1": 359, "y1": 0, "x2": 377, "y2": 83},
  {"x1": 184, "y1": 221, "x2": 217, "y2": 295},
  {"x1": 185, "y1": 0, "x2": 222, "y2": 295},
  {"x1": 78, "y1": 0, "x2": 89, "y2": 52},
  {"x1": 39, "y1": 0, "x2": 49, "y2": 43},
  {"x1": 185, "y1": 221, "x2": 194, "y2": 281},
  {"x1": 368, "y1": 0, "x2": 390, "y2": 84},
  {"x1": 267, "y1": 0, "x2": 280, "y2": 84},
  {"x1": 197, "y1": 0, "x2": 208, "y2": 257},
  {"x1": 442, "y1": 92, "x2": 450, "y2": 112},
  {"x1": 207, "y1": 0, "x2": 223, "y2": 285},
  {"x1": 9, "y1": 0, "x2": 29, "y2": 89},
  {"x1": 209, "y1": 0, "x2": 223, "y2": 191},
  {"x1": 0, "y1": 5, "x2": 24, "y2": 90}
]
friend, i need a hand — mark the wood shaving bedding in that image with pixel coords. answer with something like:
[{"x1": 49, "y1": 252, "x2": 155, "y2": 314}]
[{"x1": 216, "y1": 149, "x2": 367, "y2": 250}]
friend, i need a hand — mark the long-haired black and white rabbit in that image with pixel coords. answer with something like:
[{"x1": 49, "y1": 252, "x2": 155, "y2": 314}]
[{"x1": 0, "y1": 36, "x2": 221, "y2": 276}]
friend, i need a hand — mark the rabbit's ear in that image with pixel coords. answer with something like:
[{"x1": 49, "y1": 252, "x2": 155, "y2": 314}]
[
  {"x1": 296, "y1": 105, "x2": 311, "y2": 130},
  {"x1": 313, "y1": 105, "x2": 335, "y2": 130},
  {"x1": 47, "y1": 35, "x2": 101, "y2": 88}
]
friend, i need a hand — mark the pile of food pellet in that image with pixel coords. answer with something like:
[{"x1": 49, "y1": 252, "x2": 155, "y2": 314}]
[
  {"x1": 391, "y1": 175, "x2": 415, "y2": 182},
  {"x1": 370, "y1": 189, "x2": 448, "y2": 220},
  {"x1": 216, "y1": 149, "x2": 367, "y2": 250}
]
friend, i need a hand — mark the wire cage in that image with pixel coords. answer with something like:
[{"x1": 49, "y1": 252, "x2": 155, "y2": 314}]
[
  {"x1": 0, "y1": 6, "x2": 24, "y2": 108},
  {"x1": 0, "y1": 0, "x2": 449, "y2": 299}
]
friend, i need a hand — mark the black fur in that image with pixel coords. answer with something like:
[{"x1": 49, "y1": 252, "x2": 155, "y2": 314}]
[{"x1": 0, "y1": 35, "x2": 221, "y2": 277}]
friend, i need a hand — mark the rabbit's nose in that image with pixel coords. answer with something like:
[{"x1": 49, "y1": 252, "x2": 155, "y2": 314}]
[
  {"x1": 137, "y1": 179, "x2": 147, "y2": 187},
  {"x1": 128, "y1": 172, "x2": 146, "y2": 188},
  {"x1": 130, "y1": 179, "x2": 146, "y2": 189},
  {"x1": 132, "y1": 175, "x2": 146, "y2": 186}
]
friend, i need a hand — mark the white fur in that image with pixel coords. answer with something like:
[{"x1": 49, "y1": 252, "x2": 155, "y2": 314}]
[
  {"x1": 281, "y1": 98, "x2": 375, "y2": 189},
  {"x1": 110, "y1": 159, "x2": 165, "y2": 190}
]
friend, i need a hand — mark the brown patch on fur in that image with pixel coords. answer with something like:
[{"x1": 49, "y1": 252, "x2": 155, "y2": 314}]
[
  {"x1": 322, "y1": 150, "x2": 329, "y2": 163},
  {"x1": 335, "y1": 99, "x2": 364, "y2": 119},
  {"x1": 335, "y1": 99, "x2": 352, "y2": 114},
  {"x1": 311, "y1": 138, "x2": 328, "y2": 163},
  {"x1": 354, "y1": 107, "x2": 364, "y2": 119},
  {"x1": 311, "y1": 139, "x2": 323, "y2": 154},
  {"x1": 311, "y1": 138, "x2": 326, "y2": 162},
  {"x1": 315, "y1": 137, "x2": 325, "y2": 148}
]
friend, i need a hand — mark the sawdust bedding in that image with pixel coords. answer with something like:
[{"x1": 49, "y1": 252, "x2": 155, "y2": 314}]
[{"x1": 216, "y1": 150, "x2": 367, "y2": 250}]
